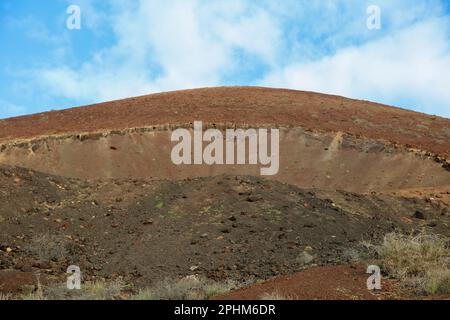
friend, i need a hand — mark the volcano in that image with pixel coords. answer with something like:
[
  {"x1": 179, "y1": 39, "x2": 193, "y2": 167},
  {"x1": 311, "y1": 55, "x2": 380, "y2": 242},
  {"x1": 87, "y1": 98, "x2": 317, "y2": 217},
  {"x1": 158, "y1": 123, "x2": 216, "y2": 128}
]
[{"x1": 0, "y1": 86, "x2": 449, "y2": 299}]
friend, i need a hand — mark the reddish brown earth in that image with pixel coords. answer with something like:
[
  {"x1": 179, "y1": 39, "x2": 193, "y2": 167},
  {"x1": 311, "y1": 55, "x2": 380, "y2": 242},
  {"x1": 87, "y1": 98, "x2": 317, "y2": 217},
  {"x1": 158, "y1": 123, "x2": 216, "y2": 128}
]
[
  {"x1": 0, "y1": 270, "x2": 51, "y2": 295},
  {"x1": 1, "y1": 86, "x2": 449, "y2": 158},
  {"x1": 218, "y1": 264, "x2": 450, "y2": 300},
  {"x1": 217, "y1": 265, "x2": 400, "y2": 300}
]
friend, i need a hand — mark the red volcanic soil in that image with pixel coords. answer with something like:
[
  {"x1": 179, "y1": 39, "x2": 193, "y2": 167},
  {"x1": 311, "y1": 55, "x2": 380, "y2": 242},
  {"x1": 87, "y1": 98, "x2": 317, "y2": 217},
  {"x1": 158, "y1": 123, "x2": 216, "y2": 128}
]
[
  {"x1": 1, "y1": 86, "x2": 449, "y2": 158},
  {"x1": 216, "y1": 265, "x2": 399, "y2": 300},
  {"x1": 217, "y1": 264, "x2": 450, "y2": 300}
]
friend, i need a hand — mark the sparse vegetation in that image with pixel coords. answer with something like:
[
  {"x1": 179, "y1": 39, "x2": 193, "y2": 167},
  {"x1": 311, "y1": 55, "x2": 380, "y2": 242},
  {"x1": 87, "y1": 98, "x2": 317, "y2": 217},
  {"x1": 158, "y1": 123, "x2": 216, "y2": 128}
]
[
  {"x1": 376, "y1": 232, "x2": 450, "y2": 295},
  {"x1": 0, "y1": 294, "x2": 12, "y2": 300},
  {"x1": 4, "y1": 276, "x2": 237, "y2": 300},
  {"x1": 20, "y1": 280, "x2": 45, "y2": 300},
  {"x1": 16, "y1": 279, "x2": 126, "y2": 300},
  {"x1": 259, "y1": 292, "x2": 293, "y2": 300},
  {"x1": 131, "y1": 276, "x2": 237, "y2": 300},
  {"x1": 423, "y1": 269, "x2": 450, "y2": 295}
]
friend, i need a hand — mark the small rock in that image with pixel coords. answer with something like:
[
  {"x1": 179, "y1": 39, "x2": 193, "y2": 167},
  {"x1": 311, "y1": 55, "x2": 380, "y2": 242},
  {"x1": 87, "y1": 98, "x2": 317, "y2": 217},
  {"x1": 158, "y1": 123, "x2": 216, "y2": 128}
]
[
  {"x1": 303, "y1": 223, "x2": 316, "y2": 228},
  {"x1": 33, "y1": 260, "x2": 51, "y2": 269},
  {"x1": 286, "y1": 241, "x2": 297, "y2": 249},
  {"x1": 413, "y1": 210, "x2": 427, "y2": 220},
  {"x1": 427, "y1": 221, "x2": 437, "y2": 227},
  {"x1": 21, "y1": 264, "x2": 33, "y2": 273},
  {"x1": 246, "y1": 194, "x2": 262, "y2": 202}
]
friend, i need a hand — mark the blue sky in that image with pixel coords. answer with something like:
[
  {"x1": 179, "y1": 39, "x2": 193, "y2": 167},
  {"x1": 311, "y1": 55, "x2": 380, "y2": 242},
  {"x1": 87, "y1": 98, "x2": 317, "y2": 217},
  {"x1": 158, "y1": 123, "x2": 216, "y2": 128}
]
[{"x1": 1, "y1": 0, "x2": 450, "y2": 119}]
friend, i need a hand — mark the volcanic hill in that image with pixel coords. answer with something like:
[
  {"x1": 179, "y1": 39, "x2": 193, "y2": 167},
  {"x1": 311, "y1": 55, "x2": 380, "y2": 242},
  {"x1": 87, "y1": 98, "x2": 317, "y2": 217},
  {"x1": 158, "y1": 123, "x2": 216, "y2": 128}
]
[{"x1": 0, "y1": 86, "x2": 449, "y2": 299}]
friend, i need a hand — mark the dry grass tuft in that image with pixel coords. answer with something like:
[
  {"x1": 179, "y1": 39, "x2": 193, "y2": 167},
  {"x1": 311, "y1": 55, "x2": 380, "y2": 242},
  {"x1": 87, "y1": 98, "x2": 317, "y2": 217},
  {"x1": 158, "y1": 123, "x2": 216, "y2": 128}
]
[
  {"x1": 131, "y1": 276, "x2": 237, "y2": 300},
  {"x1": 377, "y1": 232, "x2": 450, "y2": 295},
  {"x1": 18, "y1": 279, "x2": 126, "y2": 300},
  {"x1": 10, "y1": 276, "x2": 236, "y2": 300},
  {"x1": 259, "y1": 292, "x2": 294, "y2": 300}
]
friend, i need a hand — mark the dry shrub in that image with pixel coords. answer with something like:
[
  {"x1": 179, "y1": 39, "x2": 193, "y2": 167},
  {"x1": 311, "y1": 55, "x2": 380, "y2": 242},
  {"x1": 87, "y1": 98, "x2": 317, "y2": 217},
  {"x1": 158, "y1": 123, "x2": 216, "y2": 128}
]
[
  {"x1": 377, "y1": 232, "x2": 450, "y2": 295},
  {"x1": 259, "y1": 292, "x2": 293, "y2": 300},
  {"x1": 131, "y1": 276, "x2": 237, "y2": 300},
  {"x1": 19, "y1": 279, "x2": 125, "y2": 300},
  {"x1": 422, "y1": 269, "x2": 450, "y2": 295},
  {"x1": 8, "y1": 276, "x2": 236, "y2": 300}
]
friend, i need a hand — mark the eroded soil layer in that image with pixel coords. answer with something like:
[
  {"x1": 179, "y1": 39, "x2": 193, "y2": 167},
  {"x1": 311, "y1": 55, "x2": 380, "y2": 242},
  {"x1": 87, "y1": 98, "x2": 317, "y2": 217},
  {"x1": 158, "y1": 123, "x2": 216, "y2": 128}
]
[{"x1": 1, "y1": 127, "x2": 449, "y2": 193}]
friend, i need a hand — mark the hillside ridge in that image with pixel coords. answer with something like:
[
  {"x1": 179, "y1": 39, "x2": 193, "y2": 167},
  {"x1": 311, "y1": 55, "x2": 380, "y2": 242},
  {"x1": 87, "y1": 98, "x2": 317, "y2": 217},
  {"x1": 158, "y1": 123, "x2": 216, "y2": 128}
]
[{"x1": 1, "y1": 86, "x2": 449, "y2": 158}]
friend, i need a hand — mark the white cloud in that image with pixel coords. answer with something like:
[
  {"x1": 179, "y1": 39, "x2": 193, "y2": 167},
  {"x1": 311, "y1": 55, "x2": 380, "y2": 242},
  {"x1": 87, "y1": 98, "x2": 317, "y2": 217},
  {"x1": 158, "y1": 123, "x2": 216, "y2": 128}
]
[
  {"x1": 35, "y1": 0, "x2": 281, "y2": 102},
  {"x1": 262, "y1": 17, "x2": 450, "y2": 117},
  {"x1": 29, "y1": 0, "x2": 450, "y2": 118}
]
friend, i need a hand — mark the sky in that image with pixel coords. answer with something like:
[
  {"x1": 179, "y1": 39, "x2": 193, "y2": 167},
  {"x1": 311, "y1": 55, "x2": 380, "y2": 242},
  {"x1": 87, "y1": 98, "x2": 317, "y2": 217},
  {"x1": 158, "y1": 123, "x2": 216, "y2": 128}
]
[{"x1": 1, "y1": 0, "x2": 450, "y2": 119}]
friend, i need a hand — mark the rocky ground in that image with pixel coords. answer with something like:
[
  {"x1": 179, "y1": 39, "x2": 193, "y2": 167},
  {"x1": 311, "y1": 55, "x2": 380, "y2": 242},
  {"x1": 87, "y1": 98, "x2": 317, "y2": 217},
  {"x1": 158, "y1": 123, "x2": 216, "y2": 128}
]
[{"x1": 1, "y1": 165, "x2": 449, "y2": 296}]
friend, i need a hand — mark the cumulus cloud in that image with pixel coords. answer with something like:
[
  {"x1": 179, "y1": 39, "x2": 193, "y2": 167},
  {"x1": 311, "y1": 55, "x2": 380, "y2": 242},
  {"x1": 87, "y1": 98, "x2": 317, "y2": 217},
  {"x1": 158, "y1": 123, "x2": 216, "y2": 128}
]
[
  {"x1": 262, "y1": 17, "x2": 450, "y2": 117},
  {"x1": 28, "y1": 0, "x2": 450, "y2": 117},
  {"x1": 36, "y1": 0, "x2": 281, "y2": 102}
]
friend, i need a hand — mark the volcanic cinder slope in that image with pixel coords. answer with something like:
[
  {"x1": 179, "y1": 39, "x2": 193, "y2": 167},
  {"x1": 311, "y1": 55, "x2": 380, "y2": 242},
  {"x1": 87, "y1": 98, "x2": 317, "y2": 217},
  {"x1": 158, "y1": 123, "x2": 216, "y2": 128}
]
[
  {"x1": 0, "y1": 86, "x2": 450, "y2": 193},
  {"x1": 0, "y1": 86, "x2": 450, "y2": 297}
]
